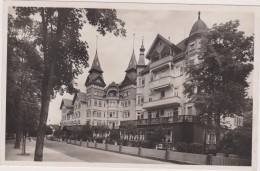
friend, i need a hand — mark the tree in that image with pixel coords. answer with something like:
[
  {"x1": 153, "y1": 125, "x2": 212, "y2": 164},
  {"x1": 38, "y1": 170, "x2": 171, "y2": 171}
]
[
  {"x1": 150, "y1": 127, "x2": 166, "y2": 147},
  {"x1": 7, "y1": 14, "x2": 41, "y2": 149},
  {"x1": 14, "y1": 7, "x2": 126, "y2": 161},
  {"x1": 93, "y1": 125, "x2": 109, "y2": 138},
  {"x1": 109, "y1": 129, "x2": 120, "y2": 142},
  {"x1": 124, "y1": 123, "x2": 138, "y2": 141},
  {"x1": 183, "y1": 20, "x2": 254, "y2": 150},
  {"x1": 45, "y1": 126, "x2": 53, "y2": 136},
  {"x1": 78, "y1": 123, "x2": 93, "y2": 141}
]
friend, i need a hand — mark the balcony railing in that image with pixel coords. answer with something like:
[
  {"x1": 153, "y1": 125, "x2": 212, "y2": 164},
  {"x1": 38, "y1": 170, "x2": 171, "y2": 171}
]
[
  {"x1": 149, "y1": 76, "x2": 174, "y2": 90},
  {"x1": 120, "y1": 115, "x2": 199, "y2": 127},
  {"x1": 150, "y1": 55, "x2": 173, "y2": 69},
  {"x1": 143, "y1": 96, "x2": 181, "y2": 110}
]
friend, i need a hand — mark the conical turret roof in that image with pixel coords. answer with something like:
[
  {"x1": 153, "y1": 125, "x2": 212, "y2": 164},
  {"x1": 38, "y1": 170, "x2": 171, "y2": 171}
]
[
  {"x1": 89, "y1": 51, "x2": 103, "y2": 73},
  {"x1": 126, "y1": 51, "x2": 137, "y2": 72},
  {"x1": 189, "y1": 12, "x2": 208, "y2": 37}
]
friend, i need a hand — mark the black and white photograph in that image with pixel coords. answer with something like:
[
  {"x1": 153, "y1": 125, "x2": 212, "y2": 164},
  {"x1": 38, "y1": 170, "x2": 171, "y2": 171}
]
[{"x1": 1, "y1": 1, "x2": 259, "y2": 170}]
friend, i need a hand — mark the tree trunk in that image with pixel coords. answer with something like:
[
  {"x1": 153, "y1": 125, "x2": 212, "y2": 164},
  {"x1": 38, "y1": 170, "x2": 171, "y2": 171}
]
[
  {"x1": 14, "y1": 126, "x2": 22, "y2": 149},
  {"x1": 34, "y1": 8, "x2": 66, "y2": 161}
]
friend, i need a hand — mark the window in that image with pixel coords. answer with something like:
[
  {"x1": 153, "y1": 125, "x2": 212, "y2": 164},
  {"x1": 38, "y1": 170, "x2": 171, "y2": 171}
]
[
  {"x1": 149, "y1": 96, "x2": 153, "y2": 102},
  {"x1": 86, "y1": 110, "x2": 91, "y2": 117},
  {"x1": 173, "y1": 87, "x2": 179, "y2": 97},
  {"x1": 128, "y1": 100, "x2": 131, "y2": 106},
  {"x1": 160, "y1": 110, "x2": 164, "y2": 115},
  {"x1": 187, "y1": 106, "x2": 192, "y2": 115},
  {"x1": 93, "y1": 111, "x2": 97, "y2": 117},
  {"x1": 141, "y1": 113, "x2": 144, "y2": 119},
  {"x1": 161, "y1": 91, "x2": 165, "y2": 98},
  {"x1": 142, "y1": 78, "x2": 145, "y2": 86},
  {"x1": 94, "y1": 91, "x2": 98, "y2": 95},
  {"x1": 137, "y1": 96, "x2": 144, "y2": 105},
  {"x1": 110, "y1": 112, "x2": 112, "y2": 117},
  {"x1": 138, "y1": 78, "x2": 142, "y2": 87},
  {"x1": 189, "y1": 42, "x2": 195, "y2": 50},
  {"x1": 99, "y1": 101, "x2": 102, "y2": 107},
  {"x1": 156, "y1": 111, "x2": 159, "y2": 118},
  {"x1": 174, "y1": 66, "x2": 181, "y2": 77},
  {"x1": 94, "y1": 100, "x2": 97, "y2": 106},
  {"x1": 173, "y1": 108, "x2": 179, "y2": 116}
]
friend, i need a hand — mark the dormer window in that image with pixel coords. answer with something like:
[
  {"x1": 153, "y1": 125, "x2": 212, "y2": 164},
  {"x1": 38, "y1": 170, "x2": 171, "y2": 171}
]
[{"x1": 189, "y1": 42, "x2": 196, "y2": 51}]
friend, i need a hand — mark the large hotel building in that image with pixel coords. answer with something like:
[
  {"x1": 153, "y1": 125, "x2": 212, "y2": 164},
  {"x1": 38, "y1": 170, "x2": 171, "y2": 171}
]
[{"x1": 60, "y1": 13, "x2": 229, "y2": 145}]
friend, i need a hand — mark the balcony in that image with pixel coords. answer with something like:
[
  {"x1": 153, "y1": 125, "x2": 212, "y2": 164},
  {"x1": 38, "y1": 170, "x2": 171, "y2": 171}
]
[
  {"x1": 106, "y1": 96, "x2": 119, "y2": 100},
  {"x1": 143, "y1": 96, "x2": 181, "y2": 110},
  {"x1": 120, "y1": 115, "x2": 199, "y2": 127},
  {"x1": 149, "y1": 76, "x2": 174, "y2": 90},
  {"x1": 150, "y1": 55, "x2": 173, "y2": 69}
]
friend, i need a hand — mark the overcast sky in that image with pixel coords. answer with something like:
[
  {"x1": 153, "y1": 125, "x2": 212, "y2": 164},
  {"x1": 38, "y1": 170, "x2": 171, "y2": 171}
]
[{"x1": 10, "y1": 8, "x2": 254, "y2": 124}]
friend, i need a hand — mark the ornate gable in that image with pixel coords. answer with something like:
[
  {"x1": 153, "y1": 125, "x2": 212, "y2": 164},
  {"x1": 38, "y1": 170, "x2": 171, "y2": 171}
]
[{"x1": 146, "y1": 34, "x2": 182, "y2": 60}]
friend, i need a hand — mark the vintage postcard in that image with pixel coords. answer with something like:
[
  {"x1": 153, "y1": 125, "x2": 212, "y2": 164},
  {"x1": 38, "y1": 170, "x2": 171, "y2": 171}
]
[{"x1": 1, "y1": 1, "x2": 259, "y2": 171}]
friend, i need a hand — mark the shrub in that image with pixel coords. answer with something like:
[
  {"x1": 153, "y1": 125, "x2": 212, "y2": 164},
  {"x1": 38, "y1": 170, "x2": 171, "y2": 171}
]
[
  {"x1": 175, "y1": 142, "x2": 203, "y2": 154},
  {"x1": 95, "y1": 137, "x2": 104, "y2": 143}
]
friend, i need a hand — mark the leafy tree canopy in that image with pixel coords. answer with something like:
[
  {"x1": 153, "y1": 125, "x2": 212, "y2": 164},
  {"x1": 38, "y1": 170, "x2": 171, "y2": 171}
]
[{"x1": 183, "y1": 20, "x2": 254, "y2": 127}]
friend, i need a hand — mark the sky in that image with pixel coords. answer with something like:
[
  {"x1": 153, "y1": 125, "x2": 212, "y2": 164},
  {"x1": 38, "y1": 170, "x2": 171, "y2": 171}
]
[{"x1": 9, "y1": 8, "x2": 254, "y2": 125}]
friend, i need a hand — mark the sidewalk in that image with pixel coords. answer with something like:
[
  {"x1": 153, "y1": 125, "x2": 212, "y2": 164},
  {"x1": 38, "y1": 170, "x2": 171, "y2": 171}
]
[{"x1": 5, "y1": 139, "x2": 84, "y2": 162}]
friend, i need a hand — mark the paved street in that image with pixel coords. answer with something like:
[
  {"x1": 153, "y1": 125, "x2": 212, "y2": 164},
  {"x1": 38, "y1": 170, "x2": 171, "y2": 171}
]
[{"x1": 44, "y1": 139, "x2": 171, "y2": 164}]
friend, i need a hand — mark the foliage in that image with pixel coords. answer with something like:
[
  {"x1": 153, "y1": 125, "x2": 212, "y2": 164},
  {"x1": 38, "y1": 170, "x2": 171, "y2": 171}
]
[
  {"x1": 7, "y1": 14, "x2": 41, "y2": 148},
  {"x1": 93, "y1": 125, "x2": 109, "y2": 138},
  {"x1": 183, "y1": 20, "x2": 254, "y2": 145},
  {"x1": 77, "y1": 123, "x2": 93, "y2": 141},
  {"x1": 109, "y1": 129, "x2": 120, "y2": 141},
  {"x1": 175, "y1": 142, "x2": 203, "y2": 154},
  {"x1": 95, "y1": 137, "x2": 105, "y2": 143},
  {"x1": 13, "y1": 7, "x2": 126, "y2": 160},
  {"x1": 121, "y1": 123, "x2": 138, "y2": 140},
  {"x1": 219, "y1": 111, "x2": 252, "y2": 158},
  {"x1": 149, "y1": 126, "x2": 166, "y2": 146},
  {"x1": 45, "y1": 126, "x2": 53, "y2": 135},
  {"x1": 53, "y1": 129, "x2": 63, "y2": 138}
]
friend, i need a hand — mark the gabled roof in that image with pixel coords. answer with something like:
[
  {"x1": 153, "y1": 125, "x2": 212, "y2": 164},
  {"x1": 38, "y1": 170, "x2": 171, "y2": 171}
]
[
  {"x1": 105, "y1": 81, "x2": 120, "y2": 92},
  {"x1": 72, "y1": 92, "x2": 87, "y2": 104},
  {"x1": 60, "y1": 99, "x2": 73, "y2": 110},
  {"x1": 89, "y1": 52, "x2": 103, "y2": 73},
  {"x1": 145, "y1": 34, "x2": 182, "y2": 60},
  {"x1": 125, "y1": 51, "x2": 137, "y2": 72}
]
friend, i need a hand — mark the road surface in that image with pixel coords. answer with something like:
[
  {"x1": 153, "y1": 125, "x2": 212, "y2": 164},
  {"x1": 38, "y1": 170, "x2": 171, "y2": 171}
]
[{"x1": 44, "y1": 139, "x2": 174, "y2": 164}]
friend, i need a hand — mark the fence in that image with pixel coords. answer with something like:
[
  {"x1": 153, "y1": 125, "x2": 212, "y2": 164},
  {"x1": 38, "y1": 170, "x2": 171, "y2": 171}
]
[{"x1": 63, "y1": 138, "x2": 250, "y2": 166}]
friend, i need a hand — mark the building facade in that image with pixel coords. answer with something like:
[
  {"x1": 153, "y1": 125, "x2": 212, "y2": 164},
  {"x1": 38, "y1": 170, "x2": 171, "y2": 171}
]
[{"x1": 60, "y1": 13, "x2": 224, "y2": 146}]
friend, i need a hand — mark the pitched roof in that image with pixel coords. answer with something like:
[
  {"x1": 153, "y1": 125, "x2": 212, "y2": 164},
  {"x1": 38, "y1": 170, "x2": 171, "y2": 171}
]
[
  {"x1": 60, "y1": 99, "x2": 73, "y2": 109},
  {"x1": 125, "y1": 51, "x2": 137, "y2": 72},
  {"x1": 89, "y1": 52, "x2": 103, "y2": 73},
  {"x1": 72, "y1": 92, "x2": 87, "y2": 104},
  {"x1": 145, "y1": 34, "x2": 182, "y2": 59},
  {"x1": 105, "y1": 81, "x2": 120, "y2": 92},
  {"x1": 176, "y1": 38, "x2": 187, "y2": 51}
]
